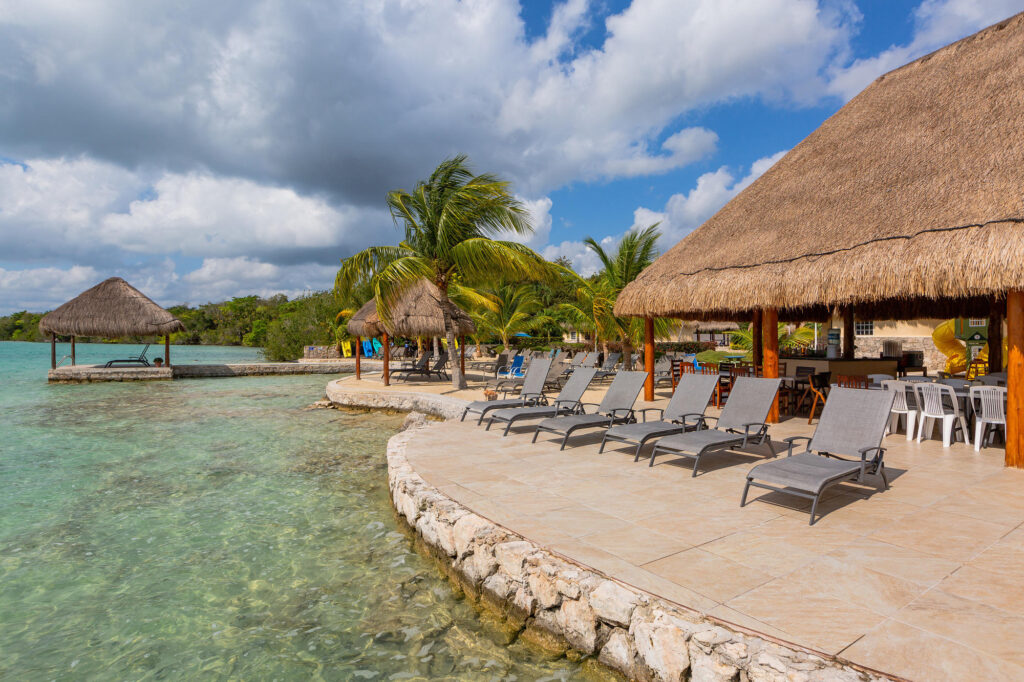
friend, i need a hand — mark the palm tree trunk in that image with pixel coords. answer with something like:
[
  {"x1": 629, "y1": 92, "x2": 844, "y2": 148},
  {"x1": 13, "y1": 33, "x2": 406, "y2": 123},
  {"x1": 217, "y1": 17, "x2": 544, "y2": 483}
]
[{"x1": 437, "y1": 285, "x2": 466, "y2": 389}]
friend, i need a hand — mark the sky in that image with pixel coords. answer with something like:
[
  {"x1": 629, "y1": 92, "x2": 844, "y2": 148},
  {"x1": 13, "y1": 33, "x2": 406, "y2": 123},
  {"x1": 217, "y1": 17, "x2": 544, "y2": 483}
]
[{"x1": 1, "y1": 0, "x2": 1021, "y2": 313}]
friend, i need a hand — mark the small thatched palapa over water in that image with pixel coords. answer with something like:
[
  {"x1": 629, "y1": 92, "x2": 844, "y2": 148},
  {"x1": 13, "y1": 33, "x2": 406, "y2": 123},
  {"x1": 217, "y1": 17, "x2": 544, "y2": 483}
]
[
  {"x1": 616, "y1": 12, "x2": 1024, "y2": 466},
  {"x1": 40, "y1": 277, "x2": 185, "y2": 369}
]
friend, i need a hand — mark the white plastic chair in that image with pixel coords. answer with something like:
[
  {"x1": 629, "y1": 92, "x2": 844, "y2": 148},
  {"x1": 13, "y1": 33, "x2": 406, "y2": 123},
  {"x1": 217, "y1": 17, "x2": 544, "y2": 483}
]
[
  {"x1": 903, "y1": 376, "x2": 935, "y2": 383},
  {"x1": 915, "y1": 383, "x2": 970, "y2": 447},
  {"x1": 882, "y1": 379, "x2": 917, "y2": 441},
  {"x1": 970, "y1": 386, "x2": 1007, "y2": 451},
  {"x1": 869, "y1": 373, "x2": 895, "y2": 385}
]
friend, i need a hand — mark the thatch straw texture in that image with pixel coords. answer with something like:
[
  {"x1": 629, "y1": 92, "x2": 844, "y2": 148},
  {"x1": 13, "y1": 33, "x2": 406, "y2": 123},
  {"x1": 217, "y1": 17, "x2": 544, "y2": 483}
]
[
  {"x1": 384, "y1": 280, "x2": 476, "y2": 337},
  {"x1": 39, "y1": 277, "x2": 185, "y2": 337},
  {"x1": 346, "y1": 299, "x2": 383, "y2": 337},
  {"x1": 616, "y1": 12, "x2": 1024, "y2": 320}
]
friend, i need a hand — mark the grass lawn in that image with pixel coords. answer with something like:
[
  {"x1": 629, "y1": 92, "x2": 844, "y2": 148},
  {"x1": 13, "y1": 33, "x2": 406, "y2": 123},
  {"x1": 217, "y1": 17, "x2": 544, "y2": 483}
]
[{"x1": 696, "y1": 349, "x2": 752, "y2": 364}]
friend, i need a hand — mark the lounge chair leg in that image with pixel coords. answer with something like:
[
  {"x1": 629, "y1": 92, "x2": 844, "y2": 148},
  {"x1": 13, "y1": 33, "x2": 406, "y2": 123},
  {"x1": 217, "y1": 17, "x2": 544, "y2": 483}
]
[
  {"x1": 633, "y1": 442, "x2": 644, "y2": 462},
  {"x1": 878, "y1": 463, "x2": 889, "y2": 489},
  {"x1": 560, "y1": 433, "x2": 570, "y2": 450},
  {"x1": 691, "y1": 454, "x2": 700, "y2": 477},
  {"x1": 503, "y1": 421, "x2": 514, "y2": 437},
  {"x1": 598, "y1": 434, "x2": 607, "y2": 454},
  {"x1": 485, "y1": 418, "x2": 493, "y2": 431},
  {"x1": 809, "y1": 494, "x2": 820, "y2": 525},
  {"x1": 648, "y1": 447, "x2": 659, "y2": 467},
  {"x1": 460, "y1": 409, "x2": 467, "y2": 422},
  {"x1": 740, "y1": 479, "x2": 751, "y2": 507},
  {"x1": 532, "y1": 428, "x2": 540, "y2": 443},
  {"x1": 477, "y1": 412, "x2": 485, "y2": 425}
]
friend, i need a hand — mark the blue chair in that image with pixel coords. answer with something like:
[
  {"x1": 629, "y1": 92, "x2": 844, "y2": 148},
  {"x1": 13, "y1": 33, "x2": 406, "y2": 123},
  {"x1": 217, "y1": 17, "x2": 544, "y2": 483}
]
[
  {"x1": 498, "y1": 355, "x2": 526, "y2": 379},
  {"x1": 372, "y1": 338, "x2": 383, "y2": 355}
]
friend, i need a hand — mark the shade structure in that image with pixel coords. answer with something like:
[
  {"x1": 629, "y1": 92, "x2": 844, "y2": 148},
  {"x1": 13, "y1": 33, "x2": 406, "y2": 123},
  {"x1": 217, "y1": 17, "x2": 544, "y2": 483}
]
[
  {"x1": 381, "y1": 280, "x2": 475, "y2": 338},
  {"x1": 615, "y1": 11, "x2": 1024, "y2": 321},
  {"x1": 39, "y1": 277, "x2": 184, "y2": 338},
  {"x1": 345, "y1": 299, "x2": 384, "y2": 338}
]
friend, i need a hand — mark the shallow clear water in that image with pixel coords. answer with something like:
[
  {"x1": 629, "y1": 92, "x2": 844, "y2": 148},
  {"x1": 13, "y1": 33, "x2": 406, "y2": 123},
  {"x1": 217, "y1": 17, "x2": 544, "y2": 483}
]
[{"x1": 0, "y1": 342, "x2": 582, "y2": 680}]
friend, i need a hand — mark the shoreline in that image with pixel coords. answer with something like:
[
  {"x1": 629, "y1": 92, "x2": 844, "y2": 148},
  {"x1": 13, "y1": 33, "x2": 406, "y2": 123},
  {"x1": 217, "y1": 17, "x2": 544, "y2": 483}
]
[{"x1": 326, "y1": 379, "x2": 895, "y2": 682}]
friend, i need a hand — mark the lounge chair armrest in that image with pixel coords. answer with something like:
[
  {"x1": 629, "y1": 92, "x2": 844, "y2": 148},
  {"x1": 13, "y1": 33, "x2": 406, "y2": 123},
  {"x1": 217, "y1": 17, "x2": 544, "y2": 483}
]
[
  {"x1": 609, "y1": 408, "x2": 635, "y2": 421},
  {"x1": 858, "y1": 445, "x2": 885, "y2": 462},
  {"x1": 637, "y1": 407, "x2": 664, "y2": 422},
  {"x1": 675, "y1": 413, "x2": 707, "y2": 429},
  {"x1": 578, "y1": 401, "x2": 601, "y2": 414},
  {"x1": 783, "y1": 435, "x2": 812, "y2": 457},
  {"x1": 738, "y1": 422, "x2": 770, "y2": 446},
  {"x1": 702, "y1": 415, "x2": 720, "y2": 427},
  {"x1": 554, "y1": 399, "x2": 583, "y2": 413}
]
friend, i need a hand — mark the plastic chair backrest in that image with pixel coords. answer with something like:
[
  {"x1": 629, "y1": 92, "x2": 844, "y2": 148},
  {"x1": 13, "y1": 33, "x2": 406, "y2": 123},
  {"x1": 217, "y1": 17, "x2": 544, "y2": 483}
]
[
  {"x1": 916, "y1": 382, "x2": 957, "y2": 417},
  {"x1": 881, "y1": 380, "x2": 912, "y2": 412},
  {"x1": 971, "y1": 386, "x2": 1006, "y2": 423}
]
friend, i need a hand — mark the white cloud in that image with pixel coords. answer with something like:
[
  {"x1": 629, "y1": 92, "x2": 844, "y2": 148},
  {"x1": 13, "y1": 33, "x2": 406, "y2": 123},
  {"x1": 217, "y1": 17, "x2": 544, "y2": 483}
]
[
  {"x1": 827, "y1": 0, "x2": 1022, "y2": 100},
  {"x1": 0, "y1": 264, "x2": 100, "y2": 312},
  {"x1": 180, "y1": 257, "x2": 339, "y2": 303},
  {"x1": 633, "y1": 150, "x2": 787, "y2": 243}
]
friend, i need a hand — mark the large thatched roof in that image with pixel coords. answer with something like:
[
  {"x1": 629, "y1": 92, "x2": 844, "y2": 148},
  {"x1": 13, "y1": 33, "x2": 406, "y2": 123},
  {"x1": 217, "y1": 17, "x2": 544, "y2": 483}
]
[
  {"x1": 384, "y1": 280, "x2": 475, "y2": 337},
  {"x1": 617, "y1": 12, "x2": 1024, "y2": 321},
  {"x1": 39, "y1": 277, "x2": 185, "y2": 337},
  {"x1": 346, "y1": 299, "x2": 383, "y2": 337}
]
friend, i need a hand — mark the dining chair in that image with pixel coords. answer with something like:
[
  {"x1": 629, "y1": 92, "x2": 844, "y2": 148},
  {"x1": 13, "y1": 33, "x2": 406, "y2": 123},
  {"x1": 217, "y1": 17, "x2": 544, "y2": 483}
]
[
  {"x1": 807, "y1": 372, "x2": 831, "y2": 424},
  {"x1": 836, "y1": 375, "x2": 869, "y2": 389},
  {"x1": 915, "y1": 383, "x2": 970, "y2": 447},
  {"x1": 881, "y1": 379, "x2": 917, "y2": 440},
  {"x1": 970, "y1": 386, "x2": 1006, "y2": 451}
]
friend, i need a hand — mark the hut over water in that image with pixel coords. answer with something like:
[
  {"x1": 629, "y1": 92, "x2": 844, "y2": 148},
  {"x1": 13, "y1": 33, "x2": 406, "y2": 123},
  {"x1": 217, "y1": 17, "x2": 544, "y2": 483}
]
[
  {"x1": 39, "y1": 277, "x2": 185, "y2": 368},
  {"x1": 615, "y1": 11, "x2": 1024, "y2": 466}
]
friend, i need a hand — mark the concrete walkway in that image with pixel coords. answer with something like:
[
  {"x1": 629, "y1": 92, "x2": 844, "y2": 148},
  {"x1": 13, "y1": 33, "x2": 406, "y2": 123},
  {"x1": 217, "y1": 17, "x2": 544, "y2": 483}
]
[{"x1": 363, "y1": 374, "x2": 1024, "y2": 681}]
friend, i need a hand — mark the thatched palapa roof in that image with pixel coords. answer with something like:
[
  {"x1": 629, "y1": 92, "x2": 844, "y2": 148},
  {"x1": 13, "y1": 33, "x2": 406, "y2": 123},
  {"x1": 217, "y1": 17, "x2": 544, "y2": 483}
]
[
  {"x1": 616, "y1": 12, "x2": 1024, "y2": 321},
  {"x1": 39, "y1": 277, "x2": 185, "y2": 337},
  {"x1": 346, "y1": 299, "x2": 383, "y2": 337},
  {"x1": 345, "y1": 280, "x2": 475, "y2": 337}
]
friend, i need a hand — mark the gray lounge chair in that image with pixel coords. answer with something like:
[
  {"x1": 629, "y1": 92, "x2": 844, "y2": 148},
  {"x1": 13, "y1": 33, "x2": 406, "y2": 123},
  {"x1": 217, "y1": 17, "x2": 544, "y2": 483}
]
[
  {"x1": 741, "y1": 387, "x2": 895, "y2": 525},
  {"x1": 648, "y1": 377, "x2": 782, "y2": 475},
  {"x1": 391, "y1": 353, "x2": 429, "y2": 378},
  {"x1": 533, "y1": 371, "x2": 648, "y2": 450},
  {"x1": 600, "y1": 373, "x2": 720, "y2": 461},
  {"x1": 653, "y1": 355, "x2": 674, "y2": 386},
  {"x1": 487, "y1": 368, "x2": 599, "y2": 436},
  {"x1": 461, "y1": 358, "x2": 553, "y2": 424},
  {"x1": 395, "y1": 352, "x2": 449, "y2": 381},
  {"x1": 593, "y1": 352, "x2": 622, "y2": 381},
  {"x1": 104, "y1": 344, "x2": 151, "y2": 368}
]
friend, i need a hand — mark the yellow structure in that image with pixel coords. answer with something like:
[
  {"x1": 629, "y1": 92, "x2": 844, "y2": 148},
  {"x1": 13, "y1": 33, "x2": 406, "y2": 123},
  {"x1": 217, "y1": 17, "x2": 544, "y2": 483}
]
[{"x1": 931, "y1": 319, "x2": 1006, "y2": 374}]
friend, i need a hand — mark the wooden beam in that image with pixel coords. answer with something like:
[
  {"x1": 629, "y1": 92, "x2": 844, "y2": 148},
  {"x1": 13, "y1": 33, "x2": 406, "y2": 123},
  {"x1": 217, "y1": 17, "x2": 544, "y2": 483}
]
[
  {"x1": 50, "y1": 333, "x2": 56, "y2": 370},
  {"x1": 842, "y1": 306, "x2": 855, "y2": 360},
  {"x1": 644, "y1": 317, "x2": 655, "y2": 401},
  {"x1": 355, "y1": 335, "x2": 361, "y2": 380},
  {"x1": 763, "y1": 308, "x2": 779, "y2": 423},
  {"x1": 989, "y1": 299, "x2": 1004, "y2": 372},
  {"x1": 751, "y1": 310, "x2": 763, "y2": 370},
  {"x1": 71, "y1": 336, "x2": 76, "y2": 366},
  {"x1": 1007, "y1": 291, "x2": 1024, "y2": 468},
  {"x1": 164, "y1": 335, "x2": 171, "y2": 368}
]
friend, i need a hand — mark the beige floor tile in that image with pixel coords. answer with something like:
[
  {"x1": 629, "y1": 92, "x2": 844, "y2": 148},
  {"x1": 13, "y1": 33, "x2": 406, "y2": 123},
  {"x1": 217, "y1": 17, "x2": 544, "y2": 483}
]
[
  {"x1": 578, "y1": 525, "x2": 692, "y2": 565},
  {"x1": 781, "y1": 556, "x2": 924, "y2": 616},
  {"x1": 842, "y1": 619, "x2": 1024, "y2": 682},
  {"x1": 701, "y1": 530, "x2": 821, "y2": 577},
  {"x1": 706, "y1": 604, "x2": 796, "y2": 643},
  {"x1": 725, "y1": 578, "x2": 887, "y2": 655},
  {"x1": 527, "y1": 507, "x2": 632, "y2": 538},
  {"x1": 607, "y1": 563, "x2": 720, "y2": 613},
  {"x1": 643, "y1": 548, "x2": 773, "y2": 603},
  {"x1": 939, "y1": 564, "x2": 1024, "y2": 616},
  {"x1": 870, "y1": 509, "x2": 1013, "y2": 562},
  {"x1": 894, "y1": 589, "x2": 1024, "y2": 667},
  {"x1": 828, "y1": 537, "x2": 960, "y2": 586}
]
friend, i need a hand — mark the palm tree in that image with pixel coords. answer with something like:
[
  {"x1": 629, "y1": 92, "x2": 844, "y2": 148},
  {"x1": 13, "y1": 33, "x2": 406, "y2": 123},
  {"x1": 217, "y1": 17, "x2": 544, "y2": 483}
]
[
  {"x1": 728, "y1": 323, "x2": 816, "y2": 351},
  {"x1": 336, "y1": 155, "x2": 550, "y2": 388},
  {"x1": 571, "y1": 225, "x2": 672, "y2": 367},
  {"x1": 470, "y1": 283, "x2": 554, "y2": 348}
]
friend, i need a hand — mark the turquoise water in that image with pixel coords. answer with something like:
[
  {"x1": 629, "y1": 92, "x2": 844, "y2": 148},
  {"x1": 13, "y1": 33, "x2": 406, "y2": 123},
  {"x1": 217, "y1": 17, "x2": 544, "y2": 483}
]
[{"x1": 0, "y1": 342, "x2": 582, "y2": 680}]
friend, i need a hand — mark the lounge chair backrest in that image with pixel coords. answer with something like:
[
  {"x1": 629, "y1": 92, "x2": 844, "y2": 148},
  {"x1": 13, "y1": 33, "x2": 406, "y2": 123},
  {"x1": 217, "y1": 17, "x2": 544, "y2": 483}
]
[
  {"x1": 568, "y1": 353, "x2": 583, "y2": 366},
  {"x1": 409, "y1": 354, "x2": 430, "y2": 369},
  {"x1": 716, "y1": 377, "x2": 782, "y2": 431},
  {"x1": 664, "y1": 374, "x2": 720, "y2": 421},
  {"x1": 576, "y1": 351, "x2": 595, "y2": 367},
  {"x1": 654, "y1": 356, "x2": 671, "y2": 371},
  {"x1": 809, "y1": 387, "x2": 895, "y2": 458},
  {"x1": 519, "y1": 357, "x2": 553, "y2": 396},
  {"x1": 596, "y1": 371, "x2": 648, "y2": 413},
  {"x1": 557, "y1": 367, "x2": 599, "y2": 404},
  {"x1": 432, "y1": 352, "x2": 449, "y2": 370},
  {"x1": 600, "y1": 352, "x2": 621, "y2": 370}
]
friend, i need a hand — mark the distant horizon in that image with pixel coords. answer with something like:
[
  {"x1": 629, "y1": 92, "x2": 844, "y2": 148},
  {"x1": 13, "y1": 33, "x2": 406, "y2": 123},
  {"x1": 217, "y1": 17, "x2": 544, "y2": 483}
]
[{"x1": 2, "y1": 1, "x2": 1021, "y2": 313}]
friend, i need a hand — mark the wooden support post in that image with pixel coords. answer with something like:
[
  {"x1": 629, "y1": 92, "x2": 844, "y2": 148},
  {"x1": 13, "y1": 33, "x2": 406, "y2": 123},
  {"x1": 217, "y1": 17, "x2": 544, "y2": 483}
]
[
  {"x1": 382, "y1": 332, "x2": 390, "y2": 385},
  {"x1": 355, "y1": 335, "x2": 362, "y2": 380},
  {"x1": 71, "y1": 336, "x2": 76, "y2": 366},
  {"x1": 460, "y1": 335, "x2": 466, "y2": 378},
  {"x1": 751, "y1": 310, "x2": 763, "y2": 370},
  {"x1": 763, "y1": 308, "x2": 779, "y2": 423},
  {"x1": 1007, "y1": 291, "x2": 1024, "y2": 468},
  {"x1": 50, "y1": 333, "x2": 56, "y2": 369},
  {"x1": 842, "y1": 306, "x2": 855, "y2": 360},
  {"x1": 989, "y1": 301, "x2": 1004, "y2": 372},
  {"x1": 165, "y1": 335, "x2": 171, "y2": 367},
  {"x1": 644, "y1": 317, "x2": 655, "y2": 401}
]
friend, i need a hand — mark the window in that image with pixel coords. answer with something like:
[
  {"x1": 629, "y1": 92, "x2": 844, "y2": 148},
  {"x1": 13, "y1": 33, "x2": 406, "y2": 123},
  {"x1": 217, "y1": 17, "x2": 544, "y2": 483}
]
[
  {"x1": 569, "y1": 331, "x2": 578, "y2": 342},
  {"x1": 854, "y1": 321, "x2": 874, "y2": 336},
  {"x1": 968, "y1": 318, "x2": 987, "y2": 328}
]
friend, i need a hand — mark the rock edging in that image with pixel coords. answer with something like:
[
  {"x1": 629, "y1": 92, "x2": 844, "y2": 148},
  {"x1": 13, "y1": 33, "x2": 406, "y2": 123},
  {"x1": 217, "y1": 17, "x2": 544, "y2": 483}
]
[{"x1": 328, "y1": 381, "x2": 895, "y2": 682}]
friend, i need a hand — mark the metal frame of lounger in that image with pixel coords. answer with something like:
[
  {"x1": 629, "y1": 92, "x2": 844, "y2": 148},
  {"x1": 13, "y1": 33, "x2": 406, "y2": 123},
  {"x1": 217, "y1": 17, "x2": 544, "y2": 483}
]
[
  {"x1": 600, "y1": 373, "x2": 720, "y2": 460},
  {"x1": 647, "y1": 377, "x2": 782, "y2": 475},
  {"x1": 741, "y1": 387, "x2": 895, "y2": 525},
  {"x1": 532, "y1": 371, "x2": 648, "y2": 450},
  {"x1": 593, "y1": 353, "x2": 622, "y2": 382},
  {"x1": 461, "y1": 358, "x2": 553, "y2": 424},
  {"x1": 104, "y1": 343, "x2": 152, "y2": 368},
  {"x1": 486, "y1": 368, "x2": 599, "y2": 436},
  {"x1": 391, "y1": 354, "x2": 430, "y2": 378}
]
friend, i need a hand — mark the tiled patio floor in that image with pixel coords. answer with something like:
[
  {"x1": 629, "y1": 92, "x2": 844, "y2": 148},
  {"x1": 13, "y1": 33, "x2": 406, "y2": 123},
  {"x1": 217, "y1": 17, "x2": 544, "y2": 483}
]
[{"x1": 397, "y1": 381, "x2": 1024, "y2": 681}]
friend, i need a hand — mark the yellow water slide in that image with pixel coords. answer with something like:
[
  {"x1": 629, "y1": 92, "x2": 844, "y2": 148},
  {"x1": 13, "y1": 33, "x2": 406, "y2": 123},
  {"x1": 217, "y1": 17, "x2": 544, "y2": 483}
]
[{"x1": 931, "y1": 319, "x2": 1005, "y2": 374}]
